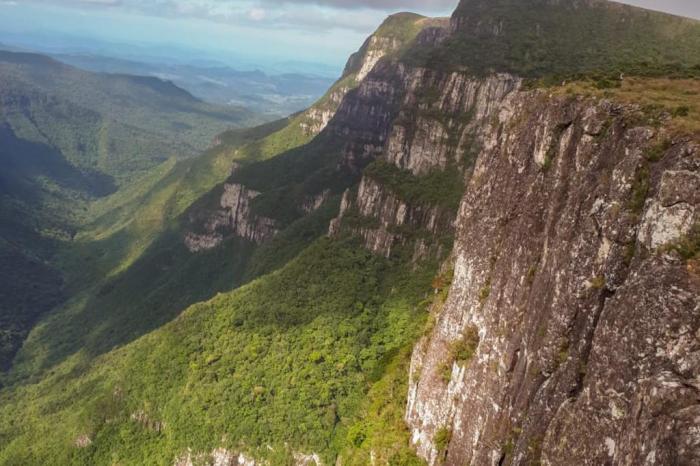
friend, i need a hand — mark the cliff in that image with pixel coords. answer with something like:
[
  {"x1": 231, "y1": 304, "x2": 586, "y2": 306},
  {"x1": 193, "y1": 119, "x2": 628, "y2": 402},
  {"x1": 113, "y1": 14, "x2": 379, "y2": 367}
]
[
  {"x1": 322, "y1": 1, "x2": 700, "y2": 464},
  {"x1": 182, "y1": 13, "x2": 446, "y2": 253},
  {"x1": 184, "y1": 2, "x2": 700, "y2": 461},
  {"x1": 404, "y1": 87, "x2": 699, "y2": 465}
]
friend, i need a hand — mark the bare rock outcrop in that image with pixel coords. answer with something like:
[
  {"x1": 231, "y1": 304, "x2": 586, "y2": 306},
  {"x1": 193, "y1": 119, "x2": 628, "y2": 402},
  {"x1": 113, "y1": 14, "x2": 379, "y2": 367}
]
[
  {"x1": 185, "y1": 183, "x2": 277, "y2": 252},
  {"x1": 328, "y1": 66, "x2": 520, "y2": 258},
  {"x1": 404, "y1": 89, "x2": 700, "y2": 465}
]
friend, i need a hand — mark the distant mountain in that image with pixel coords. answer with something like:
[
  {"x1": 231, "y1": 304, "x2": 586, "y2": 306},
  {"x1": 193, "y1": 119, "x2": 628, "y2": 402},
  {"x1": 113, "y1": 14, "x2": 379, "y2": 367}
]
[
  {"x1": 48, "y1": 53, "x2": 335, "y2": 117},
  {"x1": 0, "y1": 51, "x2": 259, "y2": 183},
  {"x1": 0, "y1": 49, "x2": 259, "y2": 369}
]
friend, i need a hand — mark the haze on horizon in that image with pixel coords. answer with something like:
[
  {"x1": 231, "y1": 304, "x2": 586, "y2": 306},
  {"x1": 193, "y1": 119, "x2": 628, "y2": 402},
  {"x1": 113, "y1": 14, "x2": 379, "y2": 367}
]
[{"x1": 0, "y1": 0, "x2": 698, "y2": 75}]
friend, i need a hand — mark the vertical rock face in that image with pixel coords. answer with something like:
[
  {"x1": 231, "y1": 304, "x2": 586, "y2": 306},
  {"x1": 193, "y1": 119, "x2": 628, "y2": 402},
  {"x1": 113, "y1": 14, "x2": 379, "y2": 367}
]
[
  {"x1": 329, "y1": 68, "x2": 521, "y2": 258},
  {"x1": 299, "y1": 87, "x2": 349, "y2": 136},
  {"x1": 330, "y1": 177, "x2": 452, "y2": 259},
  {"x1": 184, "y1": 183, "x2": 277, "y2": 252},
  {"x1": 183, "y1": 13, "x2": 446, "y2": 256},
  {"x1": 354, "y1": 36, "x2": 402, "y2": 82},
  {"x1": 174, "y1": 449, "x2": 258, "y2": 466},
  {"x1": 173, "y1": 448, "x2": 322, "y2": 466},
  {"x1": 404, "y1": 89, "x2": 700, "y2": 465},
  {"x1": 300, "y1": 13, "x2": 448, "y2": 138}
]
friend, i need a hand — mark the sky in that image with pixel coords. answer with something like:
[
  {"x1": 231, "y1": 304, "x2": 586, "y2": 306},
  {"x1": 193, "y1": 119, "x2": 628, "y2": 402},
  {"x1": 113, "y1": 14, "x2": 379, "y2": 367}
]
[{"x1": 0, "y1": 0, "x2": 698, "y2": 75}]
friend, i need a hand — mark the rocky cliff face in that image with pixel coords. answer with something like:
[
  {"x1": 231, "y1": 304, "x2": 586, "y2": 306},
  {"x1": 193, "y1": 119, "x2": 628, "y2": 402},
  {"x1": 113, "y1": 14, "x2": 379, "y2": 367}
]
[
  {"x1": 183, "y1": 14, "x2": 443, "y2": 254},
  {"x1": 177, "y1": 4, "x2": 699, "y2": 464},
  {"x1": 329, "y1": 68, "x2": 521, "y2": 259},
  {"x1": 184, "y1": 183, "x2": 277, "y2": 252},
  {"x1": 404, "y1": 88, "x2": 700, "y2": 465},
  {"x1": 173, "y1": 448, "x2": 322, "y2": 466},
  {"x1": 313, "y1": 5, "x2": 700, "y2": 464},
  {"x1": 308, "y1": 18, "x2": 700, "y2": 462}
]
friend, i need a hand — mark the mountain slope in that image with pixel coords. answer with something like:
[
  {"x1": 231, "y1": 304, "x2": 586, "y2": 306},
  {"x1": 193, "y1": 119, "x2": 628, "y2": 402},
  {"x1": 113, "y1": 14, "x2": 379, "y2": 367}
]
[
  {"x1": 0, "y1": 51, "x2": 258, "y2": 184},
  {"x1": 0, "y1": 13, "x2": 441, "y2": 465},
  {"x1": 0, "y1": 51, "x2": 260, "y2": 371},
  {"x1": 48, "y1": 52, "x2": 335, "y2": 118}
]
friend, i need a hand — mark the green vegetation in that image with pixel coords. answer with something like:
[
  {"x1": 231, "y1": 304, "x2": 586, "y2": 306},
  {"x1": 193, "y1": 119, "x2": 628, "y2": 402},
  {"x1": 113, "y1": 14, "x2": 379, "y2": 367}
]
[
  {"x1": 439, "y1": 326, "x2": 480, "y2": 383},
  {"x1": 343, "y1": 13, "x2": 442, "y2": 78},
  {"x1": 339, "y1": 347, "x2": 427, "y2": 465},
  {"x1": 0, "y1": 16, "x2": 450, "y2": 462},
  {"x1": 590, "y1": 276, "x2": 607, "y2": 290},
  {"x1": 526, "y1": 265, "x2": 538, "y2": 286},
  {"x1": 555, "y1": 78, "x2": 700, "y2": 135},
  {"x1": 628, "y1": 164, "x2": 651, "y2": 217},
  {"x1": 623, "y1": 241, "x2": 637, "y2": 267},
  {"x1": 644, "y1": 138, "x2": 673, "y2": 163},
  {"x1": 0, "y1": 248, "x2": 63, "y2": 370},
  {"x1": 661, "y1": 222, "x2": 700, "y2": 262},
  {"x1": 405, "y1": 0, "x2": 700, "y2": 81},
  {"x1": 0, "y1": 239, "x2": 438, "y2": 464},
  {"x1": 434, "y1": 427, "x2": 452, "y2": 460},
  {"x1": 364, "y1": 160, "x2": 465, "y2": 211},
  {"x1": 453, "y1": 326, "x2": 480, "y2": 365},
  {"x1": 432, "y1": 268, "x2": 454, "y2": 304},
  {"x1": 0, "y1": 51, "x2": 259, "y2": 186},
  {"x1": 556, "y1": 339, "x2": 570, "y2": 367},
  {"x1": 5, "y1": 2, "x2": 700, "y2": 464},
  {"x1": 478, "y1": 279, "x2": 492, "y2": 303},
  {"x1": 0, "y1": 50, "x2": 266, "y2": 369}
]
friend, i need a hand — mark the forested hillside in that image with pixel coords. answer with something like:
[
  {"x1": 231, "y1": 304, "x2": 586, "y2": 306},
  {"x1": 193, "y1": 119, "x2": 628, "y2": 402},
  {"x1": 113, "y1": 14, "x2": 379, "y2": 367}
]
[{"x1": 0, "y1": 51, "x2": 259, "y2": 371}]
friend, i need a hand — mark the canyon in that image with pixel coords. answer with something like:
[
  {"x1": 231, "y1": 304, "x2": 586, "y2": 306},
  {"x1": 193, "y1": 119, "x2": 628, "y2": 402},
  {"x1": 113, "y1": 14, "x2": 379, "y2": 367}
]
[{"x1": 0, "y1": 1, "x2": 698, "y2": 465}]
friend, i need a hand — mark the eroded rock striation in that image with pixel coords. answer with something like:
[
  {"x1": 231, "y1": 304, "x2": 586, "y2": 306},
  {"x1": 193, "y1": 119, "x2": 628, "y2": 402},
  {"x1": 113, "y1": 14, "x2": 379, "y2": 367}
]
[
  {"x1": 184, "y1": 183, "x2": 277, "y2": 252},
  {"x1": 404, "y1": 91, "x2": 700, "y2": 465},
  {"x1": 329, "y1": 69, "x2": 521, "y2": 259}
]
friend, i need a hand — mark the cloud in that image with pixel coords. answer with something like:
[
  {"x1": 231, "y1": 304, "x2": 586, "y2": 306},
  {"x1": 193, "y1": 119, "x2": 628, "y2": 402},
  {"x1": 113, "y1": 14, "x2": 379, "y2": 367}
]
[
  {"x1": 25, "y1": 0, "x2": 698, "y2": 38},
  {"x1": 25, "y1": 0, "x2": 450, "y2": 33},
  {"x1": 260, "y1": 0, "x2": 456, "y2": 12},
  {"x1": 77, "y1": 0, "x2": 121, "y2": 5},
  {"x1": 248, "y1": 7, "x2": 266, "y2": 21},
  {"x1": 27, "y1": 0, "x2": 458, "y2": 20}
]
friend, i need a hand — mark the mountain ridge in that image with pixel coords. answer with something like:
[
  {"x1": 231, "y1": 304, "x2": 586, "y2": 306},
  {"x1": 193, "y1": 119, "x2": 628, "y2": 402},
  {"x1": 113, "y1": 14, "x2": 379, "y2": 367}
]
[{"x1": 403, "y1": 0, "x2": 700, "y2": 79}]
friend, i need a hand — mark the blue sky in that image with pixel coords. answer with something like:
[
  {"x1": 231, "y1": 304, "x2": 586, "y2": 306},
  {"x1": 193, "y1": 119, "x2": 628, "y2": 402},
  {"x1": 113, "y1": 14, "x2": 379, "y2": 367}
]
[
  {"x1": 0, "y1": 0, "x2": 698, "y2": 75},
  {"x1": 0, "y1": 0, "x2": 457, "y2": 73}
]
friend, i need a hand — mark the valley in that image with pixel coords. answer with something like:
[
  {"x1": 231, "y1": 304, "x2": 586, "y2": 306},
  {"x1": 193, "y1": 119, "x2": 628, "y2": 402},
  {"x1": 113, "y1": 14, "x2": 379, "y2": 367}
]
[{"x1": 0, "y1": 1, "x2": 699, "y2": 465}]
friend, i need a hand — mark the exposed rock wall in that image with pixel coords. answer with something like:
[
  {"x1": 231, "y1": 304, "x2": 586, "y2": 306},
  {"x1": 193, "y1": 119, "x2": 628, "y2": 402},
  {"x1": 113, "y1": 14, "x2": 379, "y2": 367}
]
[
  {"x1": 404, "y1": 89, "x2": 700, "y2": 465},
  {"x1": 330, "y1": 177, "x2": 452, "y2": 259},
  {"x1": 173, "y1": 448, "x2": 322, "y2": 466},
  {"x1": 328, "y1": 66, "x2": 521, "y2": 258},
  {"x1": 300, "y1": 15, "x2": 446, "y2": 138},
  {"x1": 185, "y1": 183, "x2": 277, "y2": 252},
  {"x1": 174, "y1": 448, "x2": 258, "y2": 466},
  {"x1": 354, "y1": 36, "x2": 402, "y2": 82},
  {"x1": 179, "y1": 8, "x2": 699, "y2": 464},
  {"x1": 299, "y1": 86, "x2": 350, "y2": 137}
]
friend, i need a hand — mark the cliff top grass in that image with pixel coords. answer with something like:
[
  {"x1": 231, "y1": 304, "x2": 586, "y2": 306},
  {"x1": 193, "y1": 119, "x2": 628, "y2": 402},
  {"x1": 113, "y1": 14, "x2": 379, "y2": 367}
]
[
  {"x1": 343, "y1": 12, "x2": 447, "y2": 79},
  {"x1": 406, "y1": 0, "x2": 700, "y2": 80},
  {"x1": 553, "y1": 77, "x2": 700, "y2": 135}
]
